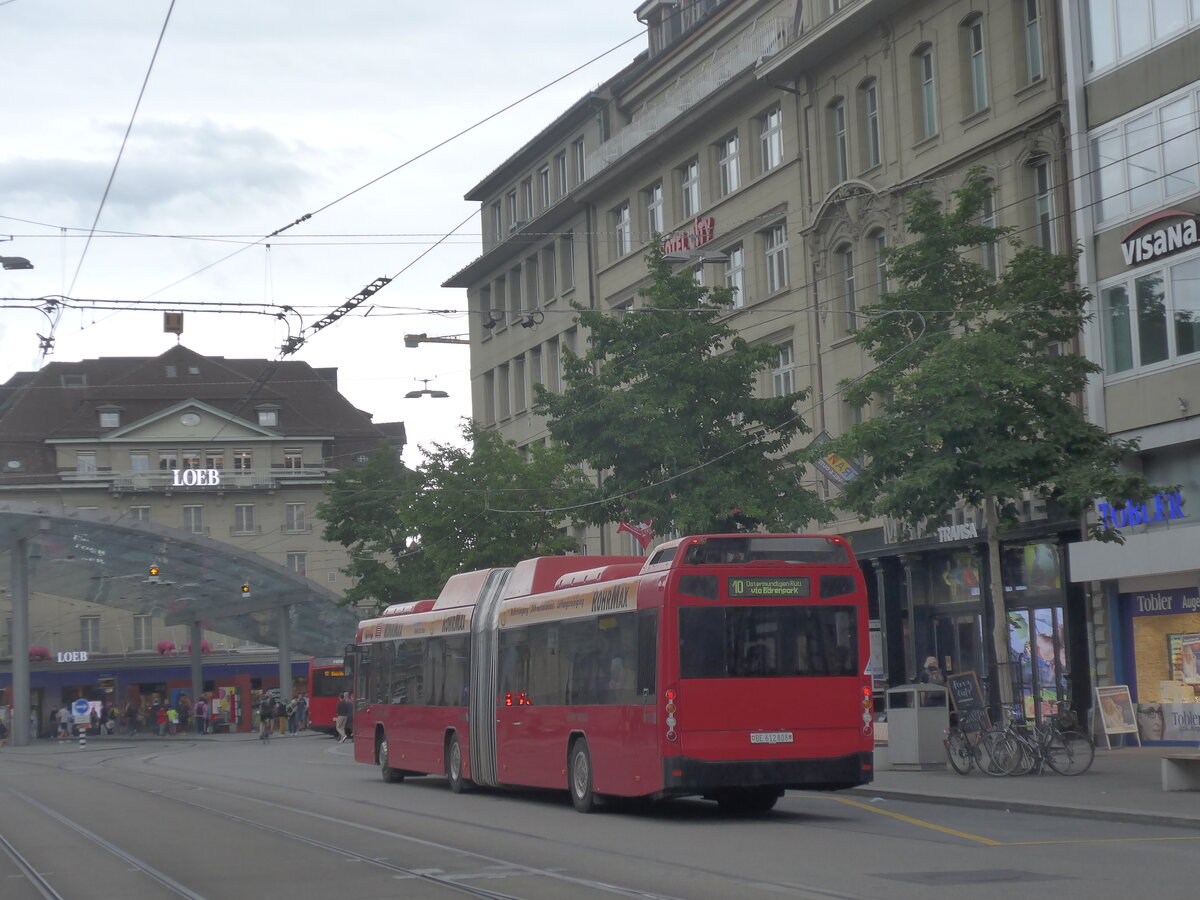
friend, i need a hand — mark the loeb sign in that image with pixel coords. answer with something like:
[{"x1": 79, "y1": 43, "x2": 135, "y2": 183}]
[
  {"x1": 1120, "y1": 209, "x2": 1200, "y2": 266},
  {"x1": 171, "y1": 468, "x2": 222, "y2": 487}
]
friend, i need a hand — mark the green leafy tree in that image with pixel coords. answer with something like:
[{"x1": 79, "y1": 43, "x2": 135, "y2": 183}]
[
  {"x1": 534, "y1": 246, "x2": 826, "y2": 535},
  {"x1": 832, "y1": 169, "x2": 1156, "y2": 687},
  {"x1": 320, "y1": 423, "x2": 587, "y2": 610}
]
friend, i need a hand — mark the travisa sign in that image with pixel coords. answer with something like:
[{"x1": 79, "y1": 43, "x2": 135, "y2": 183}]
[{"x1": 1120, "y1": 210, "x2": 1200, "y2": 267}]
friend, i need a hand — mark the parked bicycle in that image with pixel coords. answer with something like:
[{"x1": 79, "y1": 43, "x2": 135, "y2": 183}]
[
  {"x1": 943, "y1": 724, "x2": 1014, "y2": 776},
  {"x1": 992, "y1": 707, "x2": 1095, "y2": 776}
]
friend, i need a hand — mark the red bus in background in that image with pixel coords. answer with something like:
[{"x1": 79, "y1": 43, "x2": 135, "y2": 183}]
[
  {"x1": 348, "y1": 534, "x2": 873, "y2": 813},
  {"x1": 307, "y1": 657, "x2": 351, "y2": 736}
]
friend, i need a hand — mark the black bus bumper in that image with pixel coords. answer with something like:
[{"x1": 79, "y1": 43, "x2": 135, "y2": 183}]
[{"x1": 661, "y1": 750, "x2": 873, "y2": 796}]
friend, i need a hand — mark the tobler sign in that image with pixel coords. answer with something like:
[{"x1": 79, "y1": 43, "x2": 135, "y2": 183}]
[{"x1": 1120, "y1": 209, "x2": 1200, "y2": 267}]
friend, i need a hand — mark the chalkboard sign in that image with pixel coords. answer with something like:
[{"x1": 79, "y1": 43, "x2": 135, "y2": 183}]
[{"x1": 947, "y1": 671, "x2": 990, "y2": 734}]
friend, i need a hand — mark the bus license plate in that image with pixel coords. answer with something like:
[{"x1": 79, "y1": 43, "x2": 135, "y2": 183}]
[{"x1": 750, "y1": 731, "x2": 794, "y2": 744}]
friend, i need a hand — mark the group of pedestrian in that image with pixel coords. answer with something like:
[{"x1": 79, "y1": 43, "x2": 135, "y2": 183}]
[{"x1": 257, "y1": 692, "x2": 309, "y2": 742}]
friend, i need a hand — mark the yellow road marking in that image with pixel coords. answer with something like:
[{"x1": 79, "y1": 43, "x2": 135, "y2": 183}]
[
  {"x1": 830, "y1": 795, "x2": 1002, "y2": 845},
  {"x1": 823, "y1": 796, "x2": 1200, "y2": 846}
]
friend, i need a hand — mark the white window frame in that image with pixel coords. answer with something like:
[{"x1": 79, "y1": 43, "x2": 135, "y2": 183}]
[
  {"x1": 555, "y1": 151, "x2": 568, "y2": 199},
  {"x1": 862, "y1": 79, "x2": 881, "y2": 169},
  {"x1": 917, "y1": 46, "x2": 938, "y2": 139},
  {"x1": 234, "y1": 503, "x2": 255, "y2": 534},
  {"x1": 614, "y1": 202, "x2": 632, "y2": 257},
  {"x1": 1099, "y1": 252, "x2": 1200, "y2": 377},
  {"x1": 75, "y1": 451, "x2": 97, "y2": 473},
  {"x1": 771, "y1": 342, "x2": 796, "y2": 397},
  {"x1": 1024, "y1": 0, "x2": 1044, "y2": 83},
  {"x1": 538, "y1": 165, "x2": 550, "y2": 209},
  {"x1": 724, "y1": 244, "x2": 745, "y2": 308},
  {"x1": 285, "y1": 502, "x2": 307, "y2": 533},
  {"x1": 838, "y1": 244, "x2": 856, "y2": 331},
  {"x1": 287, "y1": 552, "x2": 307, "y2": 576},
  {"x1": 967, "y1": 18, "x2": 987, "y2": 113},
  {"x1": 1085, "y1": 0, "x2": 1200, "y2": 76},
  {"x1": 718, "y1": 133, "x2": 740, "y2": 195},
  {"x1": 1030, "y1": 157, "x2": 1056, "y2": 252},
  {"x1": 133, "y1": 614, "x2": 153, "y2": 652},
  {"x1": 183, "y1": 505, "x2": 204, "y2": 534},
  {"x1": 764, "y1": 223, "x2": 789, "y2": 294},
  {"x1": 80, "y1": 615, "x2": 101, "y2": 654},
  {"x1": 830, "y1": 99, "x2": 848, "y2": 182},
  {"x1": 646, "y1": 182, "x2": 664, "y2": 236},
  {"x1": 680, "y1": 158, "x2": 700, "y2": 218},
  {"x1": 760, "y1": 105, "x2": 784, "y2": 171}
]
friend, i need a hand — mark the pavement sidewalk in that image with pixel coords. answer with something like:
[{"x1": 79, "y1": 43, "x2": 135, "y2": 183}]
[{"x1": 853, "y1": 742, "x2": 1200, "y2": 829}]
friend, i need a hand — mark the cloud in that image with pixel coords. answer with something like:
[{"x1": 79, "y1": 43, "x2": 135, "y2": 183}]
[{"x1": 0, "y1": 119, "x2": 314, "y2": 219}]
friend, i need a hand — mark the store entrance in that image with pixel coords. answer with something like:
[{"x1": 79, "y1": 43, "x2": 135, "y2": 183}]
[{"x1": 930, "y1": 612, "x2": 984, "y2": 683}]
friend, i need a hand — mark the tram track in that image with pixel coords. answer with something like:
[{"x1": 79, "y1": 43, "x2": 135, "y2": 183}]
[{"x1": 1, "y1": 742, "x2": 878, "y2": 900}]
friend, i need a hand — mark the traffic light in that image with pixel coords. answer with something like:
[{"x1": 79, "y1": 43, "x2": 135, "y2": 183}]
[
  {"x1": 241, "y1": 582, "x2": 250, "y2": 594},
  {"x1": 148, "y1": 565, "x2": 160, "y2": 584}
]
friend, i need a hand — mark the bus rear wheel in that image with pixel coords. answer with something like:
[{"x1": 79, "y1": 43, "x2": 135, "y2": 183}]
[
  {"x1": 379, "y1": 737, "x2": 404, "y2": 783},
  {"x1": 445, "y1": 734, "x2": 468, "y2": 793},
  {"x1": 569, "y1": 739, "x2": 597, "y2": 813}
]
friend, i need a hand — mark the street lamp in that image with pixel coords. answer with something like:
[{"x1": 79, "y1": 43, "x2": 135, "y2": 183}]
[
  {"x1": 404, "y1": 379, "x2": 449, "y2": 399},
  {"x1": 403, "y1": 333, "x2": 469, "y2": 348},
  {"x1": 1, "y1": 256, "x2": 34, "y2": 270},
  {"x1": 661, "y1": 249, "x2": 729, "y2": 264}
]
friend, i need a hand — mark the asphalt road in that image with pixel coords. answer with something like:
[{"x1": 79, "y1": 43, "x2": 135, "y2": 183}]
[{"x1": 1, "y1": 734, "x2": 1196, "y2": 899}]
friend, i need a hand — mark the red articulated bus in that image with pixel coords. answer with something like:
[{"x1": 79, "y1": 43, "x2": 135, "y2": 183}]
[
  {"x1": 307, "y1": 657, "x2": 351, "y2": 736},
  {"x1": 348, "y1": 534, "x2": 873, "y2": 813}
]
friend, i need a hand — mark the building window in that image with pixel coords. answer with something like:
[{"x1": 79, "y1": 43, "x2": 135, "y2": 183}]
[
  {"x1": 133, "y1": 615, "x2": 153, "y2": 652},
  {"x1": 1023, "y1": 0, "x2": 1044, "y2": 82},
  {"x1": 829, "y1": 98, "x2": 848, "y2": 183},
  {"x1": 980, "y1": 182, "x2": 1000, "y2": 277},
  {"x1": 257, "y1": 408, "x2": 279, "y2": 427},
  {"x1": 717, "y1": 133, "x2": 740, "y2": 195},
  {"x1": 158, "y1": 450, "x2": 177, "y2": 470},
  {"x1": 1029, "y1": 156, "x2": 1056, "y2": 252},
  {"x1": 506, "y1": 190, "x2": 518, "y2": 229},
  {"x1": 61, "y1": 373, "x2": 87, "y2": 387},
  {"x1": 234, "y1": 504, "x2": 255, "y2": 534},
  {"x1": 491, "y1": 202, "x2": 502, "y2": 241},
  {"x1": 560, "y1": 232, "x2": 575, "y2": 290},
  {"x1": 285, "y1": 502, "x2": 307, "y2": 533},
  {"x1": 179, "y1": 450, "x2": 201, "y2": 470},
  {"x1": 1085, "y1": 0, "x2": 1200, "y2": 73},
  {"x1": 75, "y1": 451, "x2": 96, "y2": 473},
  {"x1": 860, "y1": 79, "x2": 881, "y2": 169},
  {"x1": 541, "y1": 244, "x2": 557, "y2": 300},
  {"x1": 129, "y1": 506, "x2": 150, "y2": 522},
  {"x1": 130, "y1": 450, "x2": 149, "y2": 472},
  {"x1": 233, "y1": 450, "x2": 252, "y2": 471},
  {"x1": 80, "y1": 615, "x2": 101, "y2": 653},
  {"x1": 497, "y1": 363, "x2": 511, "y2": 420},
  {"x1": 724, "y1": 244, "x2": 745, "y2": 308},
  {"x1": 836, "y1": 244, "x2": 856, "y2": 335},
  {"x1": 205, "y1": 450, "x2": 223, "y2": 470},
  {"x1": 915, "y1": 45, "x2": 938, "y2": 139},
  {"x1": 520, "y1": 177, "x2": 533, "y2": 221},
  {"x1": 613, "y1": 202, "x2": 632, "y2": 258},
  {"x1": 1091, "y1": 93, "x2": 1199, "y2": 224},
  {"x1": 508, "y1": 267, "x2": 523, "y2": 321},
  {"x1": 645, "y1": 181, "x2": 664, "y2": 236},
  {"x1": 555, "y1": 151, "x2": 568, "y2": 199},
  {"x1": 538, "y1": 166, "x2": 550, "y2": 209},
  {"x1": 573, "y1": 138, "x2": 586, "y2": 185},
  {"x1": 680, "y1": 158, "x2": 700, "y2": 218},
  {"x1": 513, "y1": 355, "x2": 527, "y2": 413},
  {"x1": 772, "y1": 342, "x2": 796, "y2": 397},
  {"x1": 760, "y1": 105, "x2": 784, "y2": 172},
  {"x1": 525, "y1": 255, "x2": 540, "y2": 307},
  {"x1": 869, "y1": 228, "x2": 888, "y2": 301},
  {"x1": 183, "y1": 505, "x2": 204, "y2": 534},
  {"x1": 546, "y1": 338, "x2": 561, "y2": 394},
  {"x1": 529, "y1": 346, "x2": 543, "y2": 390},
  {"x1": 99, "y1": 409, "x2": 120, "y2": 428},
  {"x1": 964, "y1": 17, "x2": 988, "y2": 114},
  {"x1": 1, "y1": 617, "x2": 9, "y2": 658},
  {"x1": 764, "y1": 223, "x2": 789, "y2": 294},
  {"x1": 483, "y1": 370, "x2": 496, "y2": 424},
  {"x1": 1101, "y1": 255, "x2": 1200, "y2": 375},
  {"x1": 287, "y1": 552, "x2": 307, "y2": 576}
]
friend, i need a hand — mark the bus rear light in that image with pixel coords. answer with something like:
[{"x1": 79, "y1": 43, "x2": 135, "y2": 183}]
[{"x1": 665, "y1": 688, "x2": 678, "y2": 741}]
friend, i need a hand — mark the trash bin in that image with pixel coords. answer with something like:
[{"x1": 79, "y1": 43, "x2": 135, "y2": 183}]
[{"x1": 885, "y1": 684, "x2": 949, "y2": 770}]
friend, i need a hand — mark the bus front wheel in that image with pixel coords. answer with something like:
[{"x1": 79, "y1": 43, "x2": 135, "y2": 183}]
[
  {"x1": 379, "y1": 736, "x2": 404, "y2": 783},
  {"x1": 569, "y1": 739, "x2": 597, "y2": 813}
]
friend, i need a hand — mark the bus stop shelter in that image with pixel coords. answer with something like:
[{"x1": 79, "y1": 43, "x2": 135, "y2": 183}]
[{"x1": 0, "y1": 499, "x2": 359, "y2": 746}]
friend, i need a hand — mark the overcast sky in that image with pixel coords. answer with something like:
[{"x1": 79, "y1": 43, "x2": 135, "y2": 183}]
[{"x1": 0, "y1": 1, "x2": 640, "y2": 465}]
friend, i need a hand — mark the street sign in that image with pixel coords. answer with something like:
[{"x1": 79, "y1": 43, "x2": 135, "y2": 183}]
[{"x1": 71, "y1": 699, "x2": 89, "y2": 717}]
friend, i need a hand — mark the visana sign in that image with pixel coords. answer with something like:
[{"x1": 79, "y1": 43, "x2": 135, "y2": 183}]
[
  {"x1": 1096, "y1": 491, "x2": 1185, "y2": 529},
  {"x1": 171, "y1": 468, "x2": 222, "y2": 487},
  {"x1": 1120, "y1": 210, "x2": 1200, "y2": 266}
]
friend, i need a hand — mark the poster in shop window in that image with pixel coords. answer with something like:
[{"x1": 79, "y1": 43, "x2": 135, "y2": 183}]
[{"x1": 1096, "y1": 685, "x2": 1138, "y2": 736}]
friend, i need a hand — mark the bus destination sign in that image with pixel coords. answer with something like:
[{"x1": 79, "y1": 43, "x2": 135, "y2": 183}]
[{"x1": 727, "y1": 577, "x2": 810, "y2": 598}]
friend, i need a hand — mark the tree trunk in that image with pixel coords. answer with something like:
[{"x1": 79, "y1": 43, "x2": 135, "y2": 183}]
[{"x1": 984, "y1": 495, "x2": 1013, "y2": 709}]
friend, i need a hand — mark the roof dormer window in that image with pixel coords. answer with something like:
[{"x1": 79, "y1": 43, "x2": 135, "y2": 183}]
[
  {"x1": 98, "y1": 407, "x2": 121, "y2": 428},
  {"x1": 256, "y1": 406, "x2": 280, "y2": 427}
]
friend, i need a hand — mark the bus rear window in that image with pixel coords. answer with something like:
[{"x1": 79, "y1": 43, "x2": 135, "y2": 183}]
[
  {"x1": 679, "y1": 605, "x2": 857, "y2": 678},
  {"x1": 682, "y1": 536, "x2": 850, "y2": 565}
]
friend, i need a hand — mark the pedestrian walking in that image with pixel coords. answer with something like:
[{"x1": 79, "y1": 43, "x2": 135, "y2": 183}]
[
  {"x1": 335, "y1": 692, "x2": 353, "y2": 743},
  {"x1": 124, "y1": 699, "x2": 139, "y2": 736},
  {"x1": 258, "y1": 695, "x2": 275, "y2": 742},
  {"x1": 194, "y1": 695, "x2": 209, "y2": 734}
]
